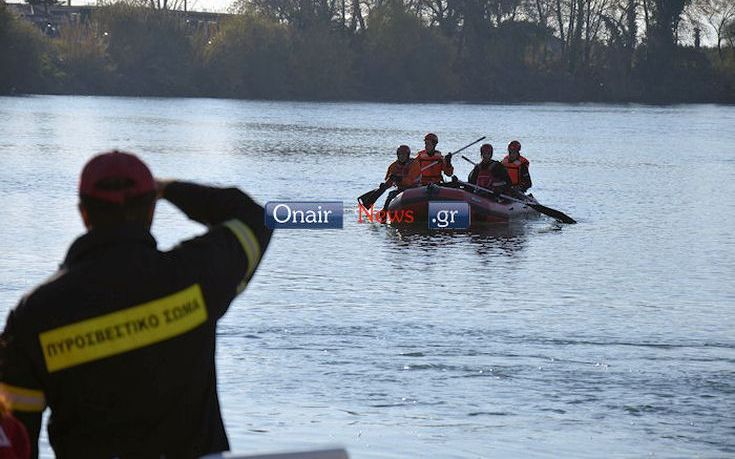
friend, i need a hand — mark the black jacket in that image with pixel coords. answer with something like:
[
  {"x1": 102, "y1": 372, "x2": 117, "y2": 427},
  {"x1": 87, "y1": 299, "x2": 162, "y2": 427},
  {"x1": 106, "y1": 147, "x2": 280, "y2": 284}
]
[{"x1": 0, "y1": 182, "x2": 272, "y2": 458}]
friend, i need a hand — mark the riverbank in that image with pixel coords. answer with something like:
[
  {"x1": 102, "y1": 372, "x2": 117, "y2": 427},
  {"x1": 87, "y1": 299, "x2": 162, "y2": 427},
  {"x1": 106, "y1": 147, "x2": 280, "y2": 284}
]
[{"x1": 2, "y1": 2, "x2": 734, "y2": 104}]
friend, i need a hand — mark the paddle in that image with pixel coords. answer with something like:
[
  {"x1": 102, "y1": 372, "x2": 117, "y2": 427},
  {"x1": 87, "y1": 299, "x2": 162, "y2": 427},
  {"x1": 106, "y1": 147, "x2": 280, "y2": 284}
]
[
  {"x1": 357, "y1": 182, "x2": 390, "y2": 209},
  {"x1": 446, "y1": 136, "x2": 487, "y2": 159},
  {"x1": 358, "y1": 136, "x2": 487, "y2": 208},
  {"x1": 460, "y1": 155, "x2": 576, "y2": 224}
]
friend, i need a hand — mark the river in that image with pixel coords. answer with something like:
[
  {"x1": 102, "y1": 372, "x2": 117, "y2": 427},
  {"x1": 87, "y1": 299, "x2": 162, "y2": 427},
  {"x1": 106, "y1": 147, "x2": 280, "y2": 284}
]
[{"x1": 0, "y1": 96, "x2": 733, "y2": 458}]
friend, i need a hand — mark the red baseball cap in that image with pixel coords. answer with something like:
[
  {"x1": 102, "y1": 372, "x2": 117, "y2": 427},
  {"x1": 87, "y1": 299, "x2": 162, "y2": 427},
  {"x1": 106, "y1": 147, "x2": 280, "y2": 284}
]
[{"x1": 79, "y1": 150, "x2": 155, "y2": 204}]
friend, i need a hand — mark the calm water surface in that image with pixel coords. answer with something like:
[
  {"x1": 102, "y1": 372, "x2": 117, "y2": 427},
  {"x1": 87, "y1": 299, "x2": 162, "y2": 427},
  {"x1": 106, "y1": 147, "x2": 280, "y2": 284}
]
[{"x1": 0, "y1": 96, "x2": 733, "y2": 458}]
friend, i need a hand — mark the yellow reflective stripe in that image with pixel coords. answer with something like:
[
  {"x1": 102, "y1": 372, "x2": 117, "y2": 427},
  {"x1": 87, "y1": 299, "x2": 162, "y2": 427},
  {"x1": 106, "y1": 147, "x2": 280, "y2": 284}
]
[
  {"x1": 223, "y1": 219, "x2": 261, "y2": 280},
  {"x1": 38, "y1": 284, "x2": 208, "y2": 373},
  {"x1": 0, "y1": 383, "x2": 46, "y2": 412}
]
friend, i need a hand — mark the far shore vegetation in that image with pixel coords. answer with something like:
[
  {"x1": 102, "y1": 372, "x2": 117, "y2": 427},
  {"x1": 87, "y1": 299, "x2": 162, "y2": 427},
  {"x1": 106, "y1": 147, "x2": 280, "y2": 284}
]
[{"x1": 1, "y1": 0, "x2": 734, "y2": 103}]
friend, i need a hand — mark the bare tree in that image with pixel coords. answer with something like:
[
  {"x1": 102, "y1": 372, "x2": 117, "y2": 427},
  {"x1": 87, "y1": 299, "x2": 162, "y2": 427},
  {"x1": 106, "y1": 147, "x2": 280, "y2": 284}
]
[
  {"x1": 104, "y1": 0, "x2": 189, "y2": 10},
  {"x1": 528, "y1": 0, "x2": 554, "y2": 27},
  {"x1": 691, "y1": 0, "x2": 735, "y2": 58},
  {"x1": 600, "y1": 0, "x2": 638, "y2": 70},
  {"x1": 231, "y1": 0, "x2": 343, "y2": 28}
]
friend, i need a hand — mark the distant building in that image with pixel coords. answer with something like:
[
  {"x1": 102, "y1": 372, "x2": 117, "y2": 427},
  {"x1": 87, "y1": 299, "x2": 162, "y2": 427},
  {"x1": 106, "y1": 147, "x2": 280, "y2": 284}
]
[
  {"x1": 6, "y1": 2, "x2": 92, "y2": 35},
  {"x1": 5, "y1": 2, "x2": 225, "y2": 37}
]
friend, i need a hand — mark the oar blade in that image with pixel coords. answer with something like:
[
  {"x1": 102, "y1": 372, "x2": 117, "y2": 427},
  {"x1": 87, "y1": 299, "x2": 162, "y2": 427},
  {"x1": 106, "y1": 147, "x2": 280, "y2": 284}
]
[
  {"x1": 358, "y1": 185, "x2": 388, "y2": 209},
  {"x1": 357, "y1": 188, "x2": 378, "y2": 206},
  {"x1": 456, "y1": 173, "x2": 576, "y2": 224},
  {"x1": 529, "y1": 203, "x2": 576, "y2": 224},
  {"x1": 359, "y1": 191, "x2": 380, "y2": 209}
]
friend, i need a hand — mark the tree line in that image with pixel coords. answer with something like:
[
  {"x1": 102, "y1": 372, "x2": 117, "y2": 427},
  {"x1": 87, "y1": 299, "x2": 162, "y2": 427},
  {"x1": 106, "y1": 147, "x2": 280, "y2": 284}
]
[{"x1": 1, "y1": 0, "x2": 734, "y2": 102}]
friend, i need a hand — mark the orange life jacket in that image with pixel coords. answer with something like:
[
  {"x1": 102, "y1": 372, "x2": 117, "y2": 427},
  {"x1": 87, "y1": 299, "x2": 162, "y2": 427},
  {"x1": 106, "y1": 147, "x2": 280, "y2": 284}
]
[
  {"x1": 502, "y1": 155, "x2": 530, "y2": 186},
  {"x1": 385, "y1": 159, "x2": 415, "y2": 189},
  {"x1": 414, "y1": 149, "x2": 453, "y2": 185}
]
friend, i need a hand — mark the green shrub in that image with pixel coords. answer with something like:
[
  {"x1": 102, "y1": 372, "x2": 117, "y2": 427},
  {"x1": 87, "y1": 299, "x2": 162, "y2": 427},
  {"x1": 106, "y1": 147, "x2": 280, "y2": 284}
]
[
  {"x1": 0, "y1": 3, "x2": 53, "y2": 93},
  {"x1": 93, "y1": 3, "x2": 193, "y2": 95},
  {"x1": 200, "y1": 14, "x2": 291, "y2": 98},
  {"x1": 361, "y1": 0, "x2": 458, "y2": 100}
]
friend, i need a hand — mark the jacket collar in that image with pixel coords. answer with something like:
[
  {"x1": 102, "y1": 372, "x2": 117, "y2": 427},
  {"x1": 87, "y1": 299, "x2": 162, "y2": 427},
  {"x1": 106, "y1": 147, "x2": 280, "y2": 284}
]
[{"x1": 63, "y1": 224, "x2": 157, "y2": 267}]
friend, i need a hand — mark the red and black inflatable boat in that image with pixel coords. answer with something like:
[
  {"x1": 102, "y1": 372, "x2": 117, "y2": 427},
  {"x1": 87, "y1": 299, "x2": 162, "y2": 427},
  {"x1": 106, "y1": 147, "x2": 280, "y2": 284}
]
[{"x1": 386, "y1": 184, "x2": 539, "y2": 224}]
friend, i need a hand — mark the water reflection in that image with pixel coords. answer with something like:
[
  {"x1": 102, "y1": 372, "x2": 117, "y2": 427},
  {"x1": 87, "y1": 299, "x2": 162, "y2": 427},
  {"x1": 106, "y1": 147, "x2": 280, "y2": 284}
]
[
  {"x1": 468, "y1": 224, "x2": 530, "y2": 259},
  {"x1": 381, "y1": 221, "x2": 533, "y2": 260}
]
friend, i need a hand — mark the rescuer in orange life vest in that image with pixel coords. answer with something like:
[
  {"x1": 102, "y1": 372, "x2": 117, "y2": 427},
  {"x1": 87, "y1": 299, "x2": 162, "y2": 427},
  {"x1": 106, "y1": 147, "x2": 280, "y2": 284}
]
[
  {"x1": 409, "y1": 133, "x2": 454, "y2": 185},
  {"x1": 501, "y1": 140, "x2": 532, "y2": 192},
  {"x1": 0, "y1": 150, "x2": 273, "y2": 458},
  {"x1": 382, "y1": 144, "x2": 415, "y2": 211},
  {"x1": 468, "y1": 143, "x2": 511, "y2": 196}
]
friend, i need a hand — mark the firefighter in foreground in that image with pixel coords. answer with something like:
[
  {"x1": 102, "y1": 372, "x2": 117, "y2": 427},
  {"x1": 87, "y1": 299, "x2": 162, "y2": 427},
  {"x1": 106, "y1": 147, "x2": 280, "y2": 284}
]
[{"x1": 0, "y1": 150, "x2": 273, "y2": 458}]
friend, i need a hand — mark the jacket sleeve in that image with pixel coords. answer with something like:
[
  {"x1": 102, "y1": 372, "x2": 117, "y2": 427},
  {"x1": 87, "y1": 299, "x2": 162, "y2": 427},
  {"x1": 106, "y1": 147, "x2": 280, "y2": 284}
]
[
  {"x1": 467, "y1": 166, "x2": 478, "y2": 184},
  {"x1": 162, "y1": 182, "x2": 274, "y2": 319},
  {"x1": 442, "y1": 154, "x2": 454, "y2": 176},
  {"x1": 520, "y1": 164, "x2": 532, "y2": 190},
  {"x1": 404, "y1": 160, "x2": 421, "y2": 187},
  {"x1": 493, "y1": 163, "x2": 512, "y2": 193},
  {"x1": 0, "y1": 307, "x2": 46, "y2": 459},
  {"x1": 384, "y1": 163, "x2": 396, "y2": 187}
]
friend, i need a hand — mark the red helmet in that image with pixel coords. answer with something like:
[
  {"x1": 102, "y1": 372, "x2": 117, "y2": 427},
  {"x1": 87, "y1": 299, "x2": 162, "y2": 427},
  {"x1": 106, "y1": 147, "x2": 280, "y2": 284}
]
[
  {"x1": 480, "y1": 143, "x2": 493, "y2": 155},
  {"x1": 508, "y1": 140, "x2": 521, "y2": 152},
  {"x1": 396, "y1": 145, "x2": 410, "y2": 155},
  {"x1": 424, "y1": 133, "x2": 438, "y2": 145}
]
